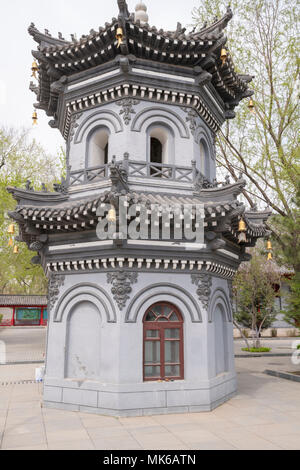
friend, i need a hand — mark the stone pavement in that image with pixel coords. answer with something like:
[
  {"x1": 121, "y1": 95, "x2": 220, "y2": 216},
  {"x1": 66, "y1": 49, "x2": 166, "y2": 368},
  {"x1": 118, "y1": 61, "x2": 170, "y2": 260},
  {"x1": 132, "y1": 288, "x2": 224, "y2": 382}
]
[
  {"x1": 0, "y1": 356, "x2": 300, "y2": 450},
  {"x1": 0, "y1": 327, "x2": 46, "y2": 364}
]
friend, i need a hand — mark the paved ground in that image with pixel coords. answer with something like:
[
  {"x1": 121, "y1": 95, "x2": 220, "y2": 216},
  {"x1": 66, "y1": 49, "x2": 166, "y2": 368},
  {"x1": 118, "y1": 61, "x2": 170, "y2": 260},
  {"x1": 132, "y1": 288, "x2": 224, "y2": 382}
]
[
  {"x1": 0, "y1": 355, "x2": 300, "y2": 450},
  {"x1": 0, "y1": 327, "x2": 46, "y2": 364}
]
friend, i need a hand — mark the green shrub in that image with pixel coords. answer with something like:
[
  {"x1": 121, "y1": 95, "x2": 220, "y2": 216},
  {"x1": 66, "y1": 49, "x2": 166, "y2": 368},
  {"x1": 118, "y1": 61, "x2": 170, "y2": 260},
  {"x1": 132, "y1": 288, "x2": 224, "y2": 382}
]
[
  {"x1": 0, "y1": 314, "x2": 3, "y2": 324},
  {"x1": 242, "y1": 347, "x2": 271, "y2": 353},
  {"x1": 297, "y1": 344, "x2": 300, "y2": 350}
]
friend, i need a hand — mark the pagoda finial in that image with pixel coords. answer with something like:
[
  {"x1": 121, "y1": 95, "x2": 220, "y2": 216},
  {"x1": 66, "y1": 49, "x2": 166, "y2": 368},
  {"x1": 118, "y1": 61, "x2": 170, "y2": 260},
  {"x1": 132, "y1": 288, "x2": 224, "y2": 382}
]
[{"x1": 134, "y1": 2, "x2": 149, "y2": 25}]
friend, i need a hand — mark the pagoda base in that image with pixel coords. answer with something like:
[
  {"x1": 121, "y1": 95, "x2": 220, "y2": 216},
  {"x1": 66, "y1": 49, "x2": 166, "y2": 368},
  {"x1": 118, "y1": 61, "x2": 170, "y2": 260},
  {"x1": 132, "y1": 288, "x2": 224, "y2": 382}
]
[{"x1": 42, "y1": 373, "x2": 237, "y2": 417}]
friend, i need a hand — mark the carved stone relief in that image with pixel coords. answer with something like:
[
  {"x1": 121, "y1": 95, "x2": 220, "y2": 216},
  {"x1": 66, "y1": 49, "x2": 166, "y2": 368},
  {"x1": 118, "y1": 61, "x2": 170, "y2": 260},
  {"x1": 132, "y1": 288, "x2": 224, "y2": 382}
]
[
  {"x1": 191, "y1": 273, "x2": 212, "y2": 311},
  {"x1": 107, "y1": 270, "x2": 138, "y2": 310},
  {"x1": 116, "y1": 99, "x2": 140, "y2": 125},
  {"x1": 48, "y1": 274, "x2": 66, "y2": 311}
]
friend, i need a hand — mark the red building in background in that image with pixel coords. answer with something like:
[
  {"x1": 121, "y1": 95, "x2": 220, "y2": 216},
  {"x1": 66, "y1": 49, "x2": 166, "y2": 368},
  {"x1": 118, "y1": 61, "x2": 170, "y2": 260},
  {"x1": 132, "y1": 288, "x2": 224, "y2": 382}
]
[{"x1": 0, "y1": 296, "x2": 48, "y2": 326}]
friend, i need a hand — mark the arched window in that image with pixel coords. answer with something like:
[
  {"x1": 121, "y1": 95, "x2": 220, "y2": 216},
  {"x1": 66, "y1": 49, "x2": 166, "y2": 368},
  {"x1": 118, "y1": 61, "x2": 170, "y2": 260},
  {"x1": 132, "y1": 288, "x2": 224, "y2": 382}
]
[
  {"x1": 143, "y1": 302, "x2": 184, "y2": 381},
  {"x1": 88, "y1": 127, "x2": 109, "y2": 168},
  {"x1": 199, "y1": 138, "x2": 210, "y2": 179},
  {"x1": 214, "y1": 305, "x2": 228, "y2": 375},
  {"x1": 150, "y1": 137, "x2": 163, "y2": 165},
  {"x1": 149, "y1": 126, "x2": 172, "y2": 166}
]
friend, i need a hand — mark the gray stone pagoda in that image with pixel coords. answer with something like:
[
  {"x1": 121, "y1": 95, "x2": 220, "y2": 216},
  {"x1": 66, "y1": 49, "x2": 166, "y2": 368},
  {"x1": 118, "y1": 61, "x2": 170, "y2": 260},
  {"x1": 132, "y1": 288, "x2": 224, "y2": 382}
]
[{"x1": 7, "y1": 1, "x2": 270, "y2": 416}]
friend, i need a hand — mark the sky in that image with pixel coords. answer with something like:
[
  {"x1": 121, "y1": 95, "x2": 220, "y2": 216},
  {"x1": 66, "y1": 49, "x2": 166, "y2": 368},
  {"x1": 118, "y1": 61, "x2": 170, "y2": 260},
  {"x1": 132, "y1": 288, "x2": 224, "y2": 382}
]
[{"x1": 0, "y1": 0, "x2": 200, "y2": 156}]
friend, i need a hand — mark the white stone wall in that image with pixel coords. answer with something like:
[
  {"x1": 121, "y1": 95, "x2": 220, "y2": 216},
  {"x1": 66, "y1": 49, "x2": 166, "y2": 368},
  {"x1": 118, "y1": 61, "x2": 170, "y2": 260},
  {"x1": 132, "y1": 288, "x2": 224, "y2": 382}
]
[{"x1": 68, "y1": 101, "x2": 215, "y2": 179}]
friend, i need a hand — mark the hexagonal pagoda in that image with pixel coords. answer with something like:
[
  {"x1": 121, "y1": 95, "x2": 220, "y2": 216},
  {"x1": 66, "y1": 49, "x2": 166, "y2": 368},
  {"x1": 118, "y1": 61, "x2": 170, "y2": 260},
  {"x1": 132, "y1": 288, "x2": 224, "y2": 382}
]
[{"x1": 8, "y1": 1, "x2": 271, "y2": 416}]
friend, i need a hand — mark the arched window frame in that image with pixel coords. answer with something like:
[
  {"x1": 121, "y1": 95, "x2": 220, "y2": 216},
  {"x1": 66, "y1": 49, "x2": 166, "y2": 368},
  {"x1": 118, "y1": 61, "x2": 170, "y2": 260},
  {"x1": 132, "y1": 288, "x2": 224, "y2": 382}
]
[
  {"x1": 143, "y1": 302, "x2": 184, "y2": 382},
  {"x1": 147, "y1": 123, "x2": 175, "y2": 167},
  {"x1": 86, "y1": 126, "x2": 110, "y2": 169}
]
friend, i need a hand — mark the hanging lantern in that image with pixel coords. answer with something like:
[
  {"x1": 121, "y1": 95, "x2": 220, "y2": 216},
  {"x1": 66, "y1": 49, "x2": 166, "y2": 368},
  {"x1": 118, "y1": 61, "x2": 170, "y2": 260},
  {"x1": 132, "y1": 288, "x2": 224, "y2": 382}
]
[
  {"x1": 31, "y1": 60, "x2": 38, "y2": 79},
  {"x1": 8, "y1": 237, "x2": 14, "y2": 247},
  {"x1": 267, "y1": 252, "x2": 273, "y2": 261},
  {"x1": 7, "y1": 224, "x2": 15, "y2": 235},
  {"x1": 13, "y1": 246, "x2": 19, "y2": 255},
  {"x1": 248, "y1": 99, "x2": 255, "y2": 113},
  {"x1": 267, "y1": 240, "x2": 272, "y2": 251},
  {"x1": 220, "y1": 48, "x2": 227, "y2": 66},
  {"x1": 107, "y1": 205, "x2": 117, "y2": 223},
  {"x1": 116, "y1": 27, "x2": 124, "y2": 48},
  {"x1": 32, "y1": 110, "x2": 38, "y2": 125}
]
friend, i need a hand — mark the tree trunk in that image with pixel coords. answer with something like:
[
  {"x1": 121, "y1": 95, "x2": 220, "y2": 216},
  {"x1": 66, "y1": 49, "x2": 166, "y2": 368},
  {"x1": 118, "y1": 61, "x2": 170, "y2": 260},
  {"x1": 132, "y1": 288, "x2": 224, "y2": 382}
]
[{"x1": 233, "y1": 320, "x2": 251, "y2": 350}]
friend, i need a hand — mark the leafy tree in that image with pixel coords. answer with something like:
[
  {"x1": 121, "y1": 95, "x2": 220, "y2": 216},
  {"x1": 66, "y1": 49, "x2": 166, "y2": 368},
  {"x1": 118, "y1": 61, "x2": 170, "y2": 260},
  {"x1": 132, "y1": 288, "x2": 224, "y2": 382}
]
[
  {"x1": 193, "y1": 0, "x2": 300, "y2": 322},
  {"x1": 233, "y1": 252, "x2": 281, "y2": 348},
  {"x1": 270, "y1": 184, "x2": 300, "y2": 327},
  {"x1": 192, "y1": 0, "x2": 300, "y2": 263},
  {"x1": 0, "y1": 126, "x2": 64, "y2": 294}
]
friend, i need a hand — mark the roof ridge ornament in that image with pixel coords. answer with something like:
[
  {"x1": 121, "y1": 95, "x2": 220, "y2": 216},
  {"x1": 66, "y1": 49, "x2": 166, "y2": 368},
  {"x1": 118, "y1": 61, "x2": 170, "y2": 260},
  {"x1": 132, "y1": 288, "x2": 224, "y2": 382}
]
[
  {"x1": 118, "y1": 0, "x2": 130, "y2": 19},
  {"x1": 190, "y1": 5, "x2": 233, "y2": 39}
]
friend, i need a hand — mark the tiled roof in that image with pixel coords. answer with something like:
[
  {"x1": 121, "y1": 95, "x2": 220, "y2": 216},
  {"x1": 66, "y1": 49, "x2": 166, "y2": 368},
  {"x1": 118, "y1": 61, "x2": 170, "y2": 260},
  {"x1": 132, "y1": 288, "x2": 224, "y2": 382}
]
[
  {"x1": 28, "y1": 3, "x2": 253, "y2": 120},
  {"x1": 8, "y1": 186, "x2": 270, "y2": 243},
  {"x1": 0, "y1": 295, "x2": 47, "y2": 306}
]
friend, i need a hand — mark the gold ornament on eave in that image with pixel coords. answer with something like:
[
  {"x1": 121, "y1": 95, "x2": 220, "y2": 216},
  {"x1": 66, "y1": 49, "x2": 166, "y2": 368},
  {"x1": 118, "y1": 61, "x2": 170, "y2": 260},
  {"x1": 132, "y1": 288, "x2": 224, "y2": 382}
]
[
  {"x1": 267, "y1": 252, "x2": 273, "y2": 261},
  {"x1": 7, "y1": 224, "x2": 15, "y2": 247},
  {"x1": 107, "y1": 205, "x2": 117, "y2": 223},
  {"x1": 32, "y1": 110, "x2": 38, "y2": 125},
  {"x1": 237, "y1": 218, "x2": 247, "y2": 244},
  {"x1": 248, "y1": 99, "x2": 255, "y2": 113},
  {"x1": 13, "y1": 246, "x2": 19, "y2": 255},
  {"x1": 267, "y1": 240, "x2": 272, "y2": 251},
  {"x1": 238, "y1": 218, "x2": 246, "y2": 232},
  {"x1": 116, "y1": 27, "x2": 124, "y2": 48},
  {"x1": 8, "y1": 224, "x2": 15, "y2": 235},
  {"x1": 31, "y1": 60, "x2": 38, "y2": 79},
  {"x1": 220, "y1": 48, "x2": 227, "y2": 66}
]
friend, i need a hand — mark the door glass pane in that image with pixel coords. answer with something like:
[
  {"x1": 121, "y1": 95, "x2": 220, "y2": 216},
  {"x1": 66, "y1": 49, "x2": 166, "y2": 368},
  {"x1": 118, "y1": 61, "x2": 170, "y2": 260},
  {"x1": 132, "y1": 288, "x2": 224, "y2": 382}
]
[
  {"x1": 157, "y1": 317, "x2": 168, "y2": 322},
  {"x1": 146, "y1": 329, "x2": 159, "y2": 338},
  {"x1": 145, "y1": 341, "x2": 160, "y2": 364},
  {"x1": 165, "y1": 365, "x2": 180, "y2": 377},
  {"x1": 165, "y1": 328, "x2": 180, "y2": 339},
  {"x1": 164, "y1": 340, "x2": 180, "y2": 363},
  {"x1": 144, "y1": 366, "x2": 160, "y2": 378}
]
